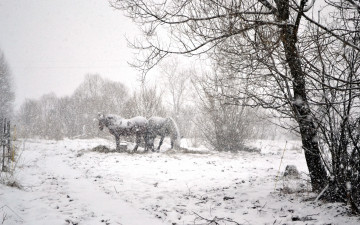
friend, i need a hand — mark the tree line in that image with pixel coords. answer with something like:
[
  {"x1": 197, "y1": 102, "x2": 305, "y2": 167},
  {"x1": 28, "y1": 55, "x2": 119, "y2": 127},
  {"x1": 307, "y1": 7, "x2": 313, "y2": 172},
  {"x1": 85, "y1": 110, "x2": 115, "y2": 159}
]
[
  {"x1": 15, "y1": 69, "x2": 281, "y2": 144},
  {"x1": 15, "y1": 74, "x2": 159, "y2": 140}
]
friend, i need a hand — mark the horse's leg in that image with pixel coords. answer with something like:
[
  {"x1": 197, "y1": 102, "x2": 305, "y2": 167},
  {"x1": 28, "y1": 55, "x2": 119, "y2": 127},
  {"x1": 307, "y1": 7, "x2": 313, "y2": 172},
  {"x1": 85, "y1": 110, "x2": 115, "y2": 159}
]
[
  {"x1": 133, "y1": 134, "x2": 140, "y2": 152},
  {"x1": 144, "y1": 134, "x2": 151, "y2": 152},
  {"x1": 143, "y1": 135, "x2": 148, "y2": 152},
  {"x1": 170, "y1": 138, "x2": 174, "y2": 149},
  {"x1": 157, "y1": 135, "x2": 165, "y2": 152},
  {"x1": 150, "y1": 136, "x2": 155, "y2": 152},
  {"x1": 115, "y1": 135, "x2": 120, "y2": 152}
]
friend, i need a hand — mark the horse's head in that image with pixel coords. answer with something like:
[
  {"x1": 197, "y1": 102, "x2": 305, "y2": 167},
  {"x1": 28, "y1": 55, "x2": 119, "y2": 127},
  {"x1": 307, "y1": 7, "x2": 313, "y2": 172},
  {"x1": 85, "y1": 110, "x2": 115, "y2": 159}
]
[{"x1": 98, "y1": 113, "x2": 106, "y2": 131}]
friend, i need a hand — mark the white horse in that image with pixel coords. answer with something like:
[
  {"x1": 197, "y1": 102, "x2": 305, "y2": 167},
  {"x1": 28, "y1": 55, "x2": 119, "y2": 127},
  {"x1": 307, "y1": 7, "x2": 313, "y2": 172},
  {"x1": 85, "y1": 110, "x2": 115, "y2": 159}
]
[{"x1": 98, "y1": 114, "x2": 148, "y2": 152}]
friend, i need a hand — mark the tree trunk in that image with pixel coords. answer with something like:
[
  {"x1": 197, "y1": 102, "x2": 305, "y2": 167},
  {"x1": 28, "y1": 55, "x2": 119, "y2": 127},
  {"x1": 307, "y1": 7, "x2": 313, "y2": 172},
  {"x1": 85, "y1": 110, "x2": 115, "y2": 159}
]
[{"x1": 280, "y1": 25, "x2": 328, "y2": 191}]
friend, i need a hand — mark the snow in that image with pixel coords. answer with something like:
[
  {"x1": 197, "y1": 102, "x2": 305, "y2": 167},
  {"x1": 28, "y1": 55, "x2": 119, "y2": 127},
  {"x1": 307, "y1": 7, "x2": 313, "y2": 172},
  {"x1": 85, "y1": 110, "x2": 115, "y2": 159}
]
[
  {"x1": 346, "y1": 182, "x2": 352, "y2": 190},
  {"x1": 1, "y1": 138, "x2": 359, "y2": 225}
]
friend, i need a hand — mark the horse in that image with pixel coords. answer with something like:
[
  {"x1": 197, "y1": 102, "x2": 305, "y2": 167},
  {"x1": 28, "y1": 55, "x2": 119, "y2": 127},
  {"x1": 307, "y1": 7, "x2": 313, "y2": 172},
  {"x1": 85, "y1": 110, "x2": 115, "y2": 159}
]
[
  {"x1": 97, "y1": 113, "x2": 148, "y2": 152},
  {"x1": 146, "y1": 117, "x2": 181, "y2": 151}
]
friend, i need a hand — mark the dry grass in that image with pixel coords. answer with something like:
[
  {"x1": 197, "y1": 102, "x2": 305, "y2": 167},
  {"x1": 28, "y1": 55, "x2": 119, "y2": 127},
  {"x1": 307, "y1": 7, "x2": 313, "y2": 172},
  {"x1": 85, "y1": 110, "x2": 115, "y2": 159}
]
[{"x1": 91, "y1": 145, "x2": 113, "y2": 153}]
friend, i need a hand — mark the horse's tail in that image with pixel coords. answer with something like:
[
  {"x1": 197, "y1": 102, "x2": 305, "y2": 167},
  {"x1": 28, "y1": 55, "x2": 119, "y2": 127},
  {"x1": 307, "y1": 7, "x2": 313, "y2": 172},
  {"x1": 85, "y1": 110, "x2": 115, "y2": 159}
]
[{"x1": 167, "y1": 117, "x2": 181, "y2": 148}]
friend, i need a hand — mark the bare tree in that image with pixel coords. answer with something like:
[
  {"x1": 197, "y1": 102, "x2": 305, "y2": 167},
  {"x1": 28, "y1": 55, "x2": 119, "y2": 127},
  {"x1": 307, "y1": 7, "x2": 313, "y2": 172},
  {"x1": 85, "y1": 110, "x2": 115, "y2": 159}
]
[
  {"x1": 17, "y1": 99, "x2": 41, "y2": 138},
  {"x1": 0, "y1": 50, "x2": 14, "y2": 120},
  {"x1": 124, "y1": 84, "x2": 166, "y2": 118},
  {"x1": 159, "y1": 57, "x2": 196, "y2": 137},
  {"x1": 299, "y1": 2, "x2": 360, "y2": 209},
  {"x1": 38, "y1": 93, "x2": 61, "y2": 139},
  {"x1": 159, "y1": 58, "x2": 192, "y2": 116},
  {"x1": 194, "y1": 71, "x2": 256, "y2": 152},
  {"x1": 72, "y1": 74, "x2": 129, "y2": 137}
]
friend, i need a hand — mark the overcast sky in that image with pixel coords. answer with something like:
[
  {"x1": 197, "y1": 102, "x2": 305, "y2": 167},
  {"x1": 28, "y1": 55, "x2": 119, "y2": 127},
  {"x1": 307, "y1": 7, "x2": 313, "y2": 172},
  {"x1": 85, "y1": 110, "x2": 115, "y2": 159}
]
[{"x1": 0, "y1": 0, "x2": 143, "y2": 108}]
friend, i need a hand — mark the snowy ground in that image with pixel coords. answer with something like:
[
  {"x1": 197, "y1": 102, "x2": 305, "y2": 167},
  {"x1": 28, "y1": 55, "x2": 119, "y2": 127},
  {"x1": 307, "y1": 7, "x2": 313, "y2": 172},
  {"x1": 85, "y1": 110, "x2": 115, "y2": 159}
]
[{"x1": 1, "y1": 138, "x2": 359, "y2": 225}]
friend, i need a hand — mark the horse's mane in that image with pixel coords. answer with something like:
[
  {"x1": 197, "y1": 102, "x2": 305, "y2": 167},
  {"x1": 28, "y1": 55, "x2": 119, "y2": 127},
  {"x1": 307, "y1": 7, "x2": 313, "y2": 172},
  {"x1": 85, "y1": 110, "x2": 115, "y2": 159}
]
[
  {"x1": 105, "y1": 114, "x2": 126, "y2": 128},
  {"x1": 106, "y1": 114, "x2": 123, "y2": 121}
]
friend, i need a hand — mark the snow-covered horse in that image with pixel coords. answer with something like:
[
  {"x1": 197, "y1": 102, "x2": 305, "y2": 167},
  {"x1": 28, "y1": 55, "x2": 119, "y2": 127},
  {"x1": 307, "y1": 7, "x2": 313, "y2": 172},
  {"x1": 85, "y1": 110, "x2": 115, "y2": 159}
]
[
  {"x1": 146, "y1": 117, "x2": 181, "y2": 151},
  {"x1": 98, "y1": 114, "x2": 148, "y2": 152}
]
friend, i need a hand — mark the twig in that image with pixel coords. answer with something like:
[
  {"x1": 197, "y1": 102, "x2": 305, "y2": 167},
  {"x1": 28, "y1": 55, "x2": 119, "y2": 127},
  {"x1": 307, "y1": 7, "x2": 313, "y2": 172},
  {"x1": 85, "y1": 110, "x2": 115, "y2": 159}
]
[
  {"x1": 114, "y1": 186, "x2": 118, "y2": 194},
  {"x1": 11, "y1": 139, "x2": 26, "y2": 173},
  {"x1": 314, "y1": 184, "x2": 329, "y2": 202},
  {"x1": 192, "y1": 211, "x2": 243, "y2": 225},
  {"x1": 0, "y1": 205, "x2": 23, "y2": 222},
  {"x1": 185, "y1": 184, "x2": 193, "y2": 198},
  {"x1": 274, "y1": 141, "x2": 287, "y2": 191},
  {"x1": 258, "y1": 202, "x2": 268, "y2": 214},
  {"x1": 2, "y1": 213, "x2": 7, "y2": 224}
]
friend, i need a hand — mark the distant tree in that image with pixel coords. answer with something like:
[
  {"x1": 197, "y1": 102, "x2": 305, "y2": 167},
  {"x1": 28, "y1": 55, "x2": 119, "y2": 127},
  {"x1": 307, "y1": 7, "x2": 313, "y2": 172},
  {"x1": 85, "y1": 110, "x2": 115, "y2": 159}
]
[
  {"x1": 124, "y1": 84, "x2": 166, "y2": 118},
  {"x1": 159, "y1": 58, "x2": 196, "y2": 137},
  {"x1": 0, "y1": 50, "x2": 15, "y2": 119},
  {"x1": 17, "y1": 94, "x2": 62, "y2": 139},
  {"x1": 17, "y1": 99, "x2": 41, "y2": 138},
  {"x1": 159, "y1": 58, "x2": 192, "y2": 116},
  {"x1": 72, "y1": 74, "x2": 129, "y2": 137},
  {"x1": 38, "y1": 93, "x2": 62, "y2": 139},
  {"x1": 57, "y1": 96, "x2": 76, "y2": 137},
  {"x1": 194, "y1": 71, "x2": 256, "y2": 151}
]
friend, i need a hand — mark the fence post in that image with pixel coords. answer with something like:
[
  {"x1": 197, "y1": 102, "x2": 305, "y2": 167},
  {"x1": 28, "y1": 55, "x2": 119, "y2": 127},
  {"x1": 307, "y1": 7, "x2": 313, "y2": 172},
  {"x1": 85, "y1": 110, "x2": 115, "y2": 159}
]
[
  {"x1": 12, "y1": 125, "x2": 16, "y2": 161},
  {"x1": 7, "y1": 120, "x2": 11, "y2": 164},
  {"x1": 2, "y1": 118, "x2": 5, "y2": 171},
  {"x1": 1, "y1": 118, "x2": 11, "y2": 172}
]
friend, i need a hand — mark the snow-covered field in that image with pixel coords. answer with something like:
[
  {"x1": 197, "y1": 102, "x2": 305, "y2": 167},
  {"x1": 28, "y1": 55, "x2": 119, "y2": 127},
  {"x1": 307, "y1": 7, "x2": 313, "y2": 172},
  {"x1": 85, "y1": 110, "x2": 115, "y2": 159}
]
[{"x1": 1, "y1": 138, "x2": 359, "y2": 225}]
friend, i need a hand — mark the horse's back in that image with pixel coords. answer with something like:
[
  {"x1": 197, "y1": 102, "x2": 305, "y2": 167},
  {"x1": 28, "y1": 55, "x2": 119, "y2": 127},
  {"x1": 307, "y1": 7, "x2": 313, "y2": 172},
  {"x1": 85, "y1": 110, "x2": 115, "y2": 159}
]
[
  {"x1": 127, "y1": 116, "x2": 148, "y2": 135},
  {"x1": 129, "y1": 116, "x2": 148, "y2": 126},
  {"x1": 148, "y1": 117, "x2": 166, "y2": 126},
  {"x1": 105, "y1": 115, "x2": 147, "y2": 135}
]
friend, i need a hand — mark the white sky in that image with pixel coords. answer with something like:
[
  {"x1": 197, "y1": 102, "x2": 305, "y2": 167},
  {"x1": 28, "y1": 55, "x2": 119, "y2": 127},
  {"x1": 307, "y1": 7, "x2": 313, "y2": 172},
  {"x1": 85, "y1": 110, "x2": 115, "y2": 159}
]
[{"x1": 0, "y1": 0, "x2": 144, "y2": 108}]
